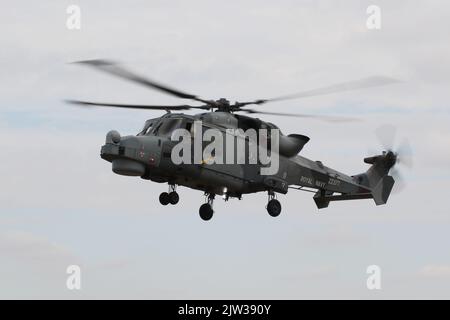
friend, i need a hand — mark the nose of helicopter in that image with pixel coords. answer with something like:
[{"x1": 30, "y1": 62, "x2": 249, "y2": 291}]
[
  {"x1": 101, "y1": 130, "x2": 160, "y2": 176},
  {"x1": 106, "y1": 130, "x2": 121, "y2": 144}
]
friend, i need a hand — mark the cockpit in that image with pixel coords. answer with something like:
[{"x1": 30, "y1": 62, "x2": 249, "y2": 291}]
[
  {"x1": 137, "y1": 114, "x2": 283, "y2": 138},
  {"x1": 137, "y1": 119, "x2": 156, "y2": 136},
  {"x1": 137, "y1": 116, "x2": 193, "y2": 137}
]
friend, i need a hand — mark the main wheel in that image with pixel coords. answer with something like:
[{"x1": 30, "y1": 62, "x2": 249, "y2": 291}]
[
  {"x1": 169, "y1": 191, "x2": 179, "y2": 205},
  {"x1": 199, "y1": 203, "x2": 214, "y2": 221},
  {"x1": 159, "y1": 192, "x2": 170, "y2": 205},
  {"x1": 267, "y1": 199, "x2": 281, "y2": 217}
]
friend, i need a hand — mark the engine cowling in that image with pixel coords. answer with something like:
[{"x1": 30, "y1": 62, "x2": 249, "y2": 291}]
[{"x1": 278, "y1": 134, "x2": 310, "y2": 157}]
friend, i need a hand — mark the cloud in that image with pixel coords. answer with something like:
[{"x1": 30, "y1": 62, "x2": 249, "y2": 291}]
[
  {"x1": 0, "y1": 230, "x2": 75, "y2": 264},
  {"x1": 302, "y1": 225, "x2": 369, "y2": 247},
  {"x1": 419, "y1": 265, "x2": 450, "y2": 278}
]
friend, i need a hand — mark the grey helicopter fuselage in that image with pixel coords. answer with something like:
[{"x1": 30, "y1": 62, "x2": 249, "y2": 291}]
[
  {"x1": 69, "y1": 59, "x2": 402, "y2": 219},
  {"x1": 100, "y1": 111, "x2": 393, "y2": 208}
]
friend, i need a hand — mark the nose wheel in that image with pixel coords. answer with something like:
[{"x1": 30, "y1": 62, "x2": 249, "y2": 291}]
[
  {"x1": 199, "y1": 194, "x2": 215, "y2": 221},
  {"x1": 159, "y1": 184, "x2": 179, "y2": 205},
  {"x1": 266, "y1": 191, "x2": 281, "y2": 217}
]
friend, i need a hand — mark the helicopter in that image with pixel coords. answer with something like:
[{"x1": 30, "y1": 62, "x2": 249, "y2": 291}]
[{"x1": 67, "y1": 59, "x2": 411, "y2": 221}]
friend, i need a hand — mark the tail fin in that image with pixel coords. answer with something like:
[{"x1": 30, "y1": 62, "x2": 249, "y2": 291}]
[
  {"x1": 354, "y1": 152, "x2": 396, "y2": 205},
  {"x1": 371, "y1": 175, "x2": 394, "y2": 205}
]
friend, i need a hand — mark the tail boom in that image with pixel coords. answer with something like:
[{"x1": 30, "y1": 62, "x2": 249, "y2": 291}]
[{"x1": 312, "y1": 152, "x2": 396, "y2": 209}]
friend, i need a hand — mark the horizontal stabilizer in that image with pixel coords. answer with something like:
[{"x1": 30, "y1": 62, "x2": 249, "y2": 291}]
[{"x1": 313, "y1": 191, "x2": 373, "y2": 209}]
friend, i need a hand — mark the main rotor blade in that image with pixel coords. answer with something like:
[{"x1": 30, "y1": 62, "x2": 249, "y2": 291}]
[
  {"x1": 241, "y1": 109, "x2": 361, "y2": 123},
  {"x1": 235, "y1": 76, "x2": 400, "y2": 107},
  {"x1": 66, "y1": 99, "x2": 210, "y2": 111},
  {"x1": 73, "y1": 59, "x2": 213, "y2": 105}
]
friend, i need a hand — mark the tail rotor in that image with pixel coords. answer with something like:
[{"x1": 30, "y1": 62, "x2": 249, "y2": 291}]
[{"x1": 374, "y1": 125, "x2": 413, "y2": 193}]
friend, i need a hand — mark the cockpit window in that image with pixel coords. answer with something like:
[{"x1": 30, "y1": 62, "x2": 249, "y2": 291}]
[
  {"x1": 137, "y1": 120, "x2": 155, "y2": 136},
  {"x1": 154, "y1": 118, "x2": 184, "y2": 137},
  {"x1": 137, "y1": 117, "x2": 200, "y2": 137},
  {"x1": 144, "y1": 124, "x2": 153, "y2": 135}
]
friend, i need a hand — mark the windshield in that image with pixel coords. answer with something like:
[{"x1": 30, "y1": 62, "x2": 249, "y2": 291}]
[
  {"x1": 137, "y1": 120, "x2": 154, "y2": 136},
  {"x1": 154, "y1": 118, "x2": 184, "y2": 137}
]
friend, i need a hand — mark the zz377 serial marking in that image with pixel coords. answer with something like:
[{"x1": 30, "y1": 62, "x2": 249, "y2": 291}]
[{"x1": 328, "y1": 178, "x2": 341, "y2": 186}]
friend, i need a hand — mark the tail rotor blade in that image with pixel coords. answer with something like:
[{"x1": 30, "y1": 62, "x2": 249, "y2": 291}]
[
  {"x1": 376, "y1": 124, "x2": 397, "y2": 150},
  {"x1": 390, "y1": 167, "x2": 406, "y2": 194},
  {"x1": 371, "y1": 126, "x2": 413, "y2": 195},
  {"x1": 397, "y1": 138, "x2": 413, "y2": 169}
]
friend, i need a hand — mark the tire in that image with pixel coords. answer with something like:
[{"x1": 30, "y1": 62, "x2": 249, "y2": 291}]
[
  {"x1": 199, "y1": 203, "x2": 214, "y2": 221},
  {"x1": 159, "y1": 192, "x2": 170, "y2": 205},
  {"x1": 267, "y1": 199, "x2": 281, "y2": 217},
  {"x1": 169, "y1": 192, "x2": 179, "y2": 205}
]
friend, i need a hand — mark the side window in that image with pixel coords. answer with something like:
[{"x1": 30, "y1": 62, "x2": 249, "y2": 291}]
[
  {"x1": 144, "y1": 122, "x2": 153, "y2": 135},
  {"x1": 138, "y1": 121, "x2": 154, "y2": 136},
  {"x1": 154, "y1": 122, "x2": 162, "y2": 135},
  {"x1": 185, "y1": 121, "x2": 192, "y2": 133},
  {"x1": 155, "y1": 119, "x2": 184, "y2": 137}
]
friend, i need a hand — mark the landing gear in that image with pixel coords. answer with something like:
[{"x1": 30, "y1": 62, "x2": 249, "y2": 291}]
[
  {"x1": 159, "y1": 192, "x2": 170, "y2": 205},
  {"x1": 159, "y1": 184, "x2": 179, "y2": 206},
  {"x1": 199, "y1": 194, "x2": 215, "y2": 221},
  {"x1": 168, "y1": 184, "x2": 179, "y2": 205},
  {"x1": 266, "y1": 191, "x2": 281, "y2": 217},
  {"x1": 199, "y1": 203, "x2": 213, "y2": 221},
  {"x1": 168, "y1": 191, "x2": 179, "y2": 205}
]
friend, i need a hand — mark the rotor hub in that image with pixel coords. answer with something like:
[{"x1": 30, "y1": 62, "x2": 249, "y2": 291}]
[
  {"x1": 384, "y1": 150, "x2": 397, "y2": 168},
  {"x1": 215, "y1": 98, "x2": 232, "y2": 112}
]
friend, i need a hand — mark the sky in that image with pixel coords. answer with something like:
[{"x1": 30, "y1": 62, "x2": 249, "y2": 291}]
[{"x1": 1, "y1": 0, "x2": 450, "y2": 299}]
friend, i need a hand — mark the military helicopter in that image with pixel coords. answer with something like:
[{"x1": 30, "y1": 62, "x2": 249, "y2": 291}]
[{"x1": 67, "y1": 60, "x2": 411, "y2": 220}]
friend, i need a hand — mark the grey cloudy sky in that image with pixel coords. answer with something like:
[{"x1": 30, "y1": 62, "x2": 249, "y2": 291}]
[{"x1": 1, "y1": 0, "x2": 450, "y2": 299}]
